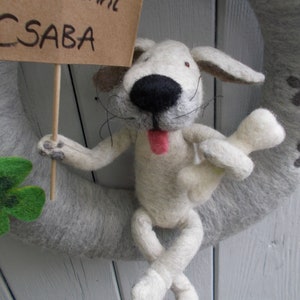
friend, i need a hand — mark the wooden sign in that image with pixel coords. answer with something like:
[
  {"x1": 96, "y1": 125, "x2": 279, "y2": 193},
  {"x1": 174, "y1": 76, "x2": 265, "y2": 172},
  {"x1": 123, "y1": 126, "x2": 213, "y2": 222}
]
[
  {"x1": 0, "y1": 0, "x2": 143, "y2": 66},
  {"x1": 1, "y1": 0, "x2": 142, "y2": 200}
]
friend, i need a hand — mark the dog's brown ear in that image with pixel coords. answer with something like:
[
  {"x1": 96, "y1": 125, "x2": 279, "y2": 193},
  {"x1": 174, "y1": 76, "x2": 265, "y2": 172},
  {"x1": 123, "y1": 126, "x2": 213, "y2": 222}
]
[
  {"x1": 93, "y1": 66, "x2": 128, "y2": 92},
  {"x1": 93, "y1": 38, "x2": 156, "y2": 92},
  {"x1": 191, "y1": 46, "x2": 265, "y2": 84}
]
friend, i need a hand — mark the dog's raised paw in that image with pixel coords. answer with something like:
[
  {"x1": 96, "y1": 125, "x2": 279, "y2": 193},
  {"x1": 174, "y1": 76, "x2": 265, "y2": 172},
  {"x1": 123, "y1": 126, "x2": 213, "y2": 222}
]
[{"x1": 200, "y1": 139, "x2": 254, "y2": 180}]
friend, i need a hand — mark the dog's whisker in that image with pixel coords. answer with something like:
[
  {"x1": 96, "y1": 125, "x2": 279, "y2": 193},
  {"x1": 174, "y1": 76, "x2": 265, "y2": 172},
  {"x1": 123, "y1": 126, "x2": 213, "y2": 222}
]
[
  {"x1": 174, "y1": 105, "x2": 202, "y2": 119},
  {"x1": 108, "y1": 93, "x2": 124, "y2": 102},
  {"x1": 99, "y1": 116, "x2": 116, "y2": 141},
  {"x1": 175, "y1": 95, "x2": 223, "y2": 119},
  {"x1": 106, "y1": 110, "x2": 114, "y2": 147},
  {"x1": 199, "y1": 95, "x2": 223, "y2": 116},
  {"x1": 199, "y1": 95, "x2": 223, "y2": 117},
  {"x1": 95, "y1": 93, "x2": 135, "y2": 121},
  {"x1": 189, "y1": 75, "x2": 202, "y2": 102}
]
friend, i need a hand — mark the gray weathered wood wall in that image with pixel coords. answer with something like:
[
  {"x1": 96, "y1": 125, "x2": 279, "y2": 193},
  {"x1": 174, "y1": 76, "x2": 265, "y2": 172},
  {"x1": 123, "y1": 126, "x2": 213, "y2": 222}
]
[{"x1": 0, "y1": 0, "x2": 299, "y2": 299}]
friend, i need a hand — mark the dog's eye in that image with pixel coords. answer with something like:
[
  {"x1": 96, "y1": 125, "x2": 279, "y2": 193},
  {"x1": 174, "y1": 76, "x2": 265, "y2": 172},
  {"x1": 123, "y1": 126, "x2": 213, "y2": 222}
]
[
  {"x1": 185, "y1": 62, "x2": 190, "y2": 67},
  {"x1": 143, "y1": 57, "x2": 150, "y2": 62}
]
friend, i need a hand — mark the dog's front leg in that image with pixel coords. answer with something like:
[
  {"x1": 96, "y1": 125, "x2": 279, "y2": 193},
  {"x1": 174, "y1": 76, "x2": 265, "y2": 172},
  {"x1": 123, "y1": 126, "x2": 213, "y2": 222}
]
[
  {"x1": 178, "y1": 109, "x2": 285, "y2": 204},
  {"x1": 131, "y1": 208, "x2": 203, "y2": 300},
  {"x1": 37, "y1": 127, "x2": 133, "y2": 171}
]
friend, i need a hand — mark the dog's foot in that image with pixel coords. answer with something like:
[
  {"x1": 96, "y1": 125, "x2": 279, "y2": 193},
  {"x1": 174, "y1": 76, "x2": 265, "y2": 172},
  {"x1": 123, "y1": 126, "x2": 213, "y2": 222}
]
[
  {"x1": 175, "y1": 288, "x2": 199, "y2": 300},
  {"x1": 37, "y1": 134, "x2": 65, "y2": 161},
  {"x1": 172, "y1": 274, "x2": 199, "y2": 300},
  {"x1": 131, "y1": 269, "x2": 168, "y2": 300}
]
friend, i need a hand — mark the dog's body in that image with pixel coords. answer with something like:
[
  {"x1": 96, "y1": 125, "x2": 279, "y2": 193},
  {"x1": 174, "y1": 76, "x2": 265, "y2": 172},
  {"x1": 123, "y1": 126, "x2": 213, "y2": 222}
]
[
  {"x1": 38, "y1": 39, "x2": 285, "y2": 300},
  {"x1": 135, "y1": 129, "x2": 194, "y2": 227},
  {"x1": 134, "y1": 124, "x2": 225, "y2": 227}
]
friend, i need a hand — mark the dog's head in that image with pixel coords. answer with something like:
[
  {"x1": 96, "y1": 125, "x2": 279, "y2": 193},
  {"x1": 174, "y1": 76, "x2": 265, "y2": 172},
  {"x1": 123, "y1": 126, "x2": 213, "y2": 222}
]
[{"x1": 94, "y1": 39, "x2": 264, "y2": 132}]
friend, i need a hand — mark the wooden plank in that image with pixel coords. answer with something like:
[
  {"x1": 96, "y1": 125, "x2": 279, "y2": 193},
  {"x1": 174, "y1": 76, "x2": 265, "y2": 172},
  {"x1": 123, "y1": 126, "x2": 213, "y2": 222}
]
[
  {"x1": 0, "y1": 270, "x2": 14, "y2": 300},
  {"x1": 0, "y1": 236, "x2": 121, "y2": 300},
  {"x1": 20, "y1": 63, "x2": 84, "y2": 141},
  {"x1": 216, "y1": 187, "x2": 300, "y2": 300},
  {"x1": 216, "y1": 0, "x2": 264, "y2": 134},
  {"x1": 216, "y1": 1, "x2": 300, "y2": 299},
  {"x1": 114, "y1": 260, "x2": 148, "y2": 300},
  {"x1": 19, "y1": 62, "x2": 92, "y2": 181},
  {"x1": 184, "y1": 247, "x2": 214, "y2": 300}
]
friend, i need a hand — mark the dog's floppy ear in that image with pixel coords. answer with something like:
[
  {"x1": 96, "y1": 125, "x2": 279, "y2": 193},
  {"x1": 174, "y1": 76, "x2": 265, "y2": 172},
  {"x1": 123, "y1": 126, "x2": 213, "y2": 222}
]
[
  {"x1": 191, "y1": 46, "x2": 265, "y2": 84},
  {"x1": 93, "y1": 66, "x2": 128, "y2": 92},
  {"x1": 93, "y1": 38, "x2": 155, "y2": 92},
  {"x1": 133, "y1": 38, "x2": 156, "y2": 62}
]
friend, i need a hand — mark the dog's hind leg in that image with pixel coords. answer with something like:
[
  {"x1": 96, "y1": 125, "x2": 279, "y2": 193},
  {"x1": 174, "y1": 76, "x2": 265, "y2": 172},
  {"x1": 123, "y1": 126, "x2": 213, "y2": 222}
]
[
  {"x1": 172, "y1": 274, "x2": 199, "y2": 300},
  {"x1": 131, "y1": 208, "x2": 202, "y2": 300}
]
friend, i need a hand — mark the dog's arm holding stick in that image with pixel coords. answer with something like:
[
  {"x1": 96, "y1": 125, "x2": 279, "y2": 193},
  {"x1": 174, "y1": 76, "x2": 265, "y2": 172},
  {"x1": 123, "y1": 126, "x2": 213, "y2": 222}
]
[{"x1": 37, "y1": 127, "x2": 133, "y2": 171}]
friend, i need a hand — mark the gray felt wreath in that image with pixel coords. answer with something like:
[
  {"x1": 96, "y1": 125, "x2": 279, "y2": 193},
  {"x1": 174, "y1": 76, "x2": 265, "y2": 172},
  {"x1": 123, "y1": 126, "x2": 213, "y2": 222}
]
[{"x1": 0, "y1": 0, "x2": 299, "y2": 259}]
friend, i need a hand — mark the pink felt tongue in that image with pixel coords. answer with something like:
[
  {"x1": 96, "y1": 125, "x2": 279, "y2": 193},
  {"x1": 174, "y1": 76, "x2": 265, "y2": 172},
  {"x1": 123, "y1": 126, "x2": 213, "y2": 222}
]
[{"x1": 147, "y1": 130, "x2": 169, "y2": 155}]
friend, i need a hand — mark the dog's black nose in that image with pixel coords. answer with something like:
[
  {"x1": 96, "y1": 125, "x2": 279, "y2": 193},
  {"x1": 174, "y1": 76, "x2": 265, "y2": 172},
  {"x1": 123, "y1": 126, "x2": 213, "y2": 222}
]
[{"x1": 129, "y1": 74, "x2": 182, "y2": 114}]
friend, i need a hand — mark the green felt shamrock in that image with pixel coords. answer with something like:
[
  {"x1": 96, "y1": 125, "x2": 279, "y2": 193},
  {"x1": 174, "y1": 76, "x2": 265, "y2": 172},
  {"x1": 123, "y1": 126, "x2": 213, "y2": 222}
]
[{"x1": 0, "y1": 157, "x2": 46, "y2": 236}]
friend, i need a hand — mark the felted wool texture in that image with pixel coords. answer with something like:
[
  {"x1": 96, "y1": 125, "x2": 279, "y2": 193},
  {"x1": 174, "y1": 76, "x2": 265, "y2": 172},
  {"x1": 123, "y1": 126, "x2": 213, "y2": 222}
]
[
  {"x1": 112, "y1": 39, "x2": 265, "y2": 134},
  {"x1": 0, "y1": 0, "x2": 298, "y2": 260},
  {"x1": 23, "y1": 38, "x2": 285, "y2": 300},
  {"x1": 0, "y1": 157, "x2": 45, "y2": 235},
  {"x1": 131, "y1": 208, "x2": 203, "y2": 299},
  {"x1": 37, "y1": 90, "x2": 281, "y2": 299},
  {"x1": 191, "y1": 46, "x2": 265, "y2": 84},
  {"x1": 115, "y1": 40, "x2": 204, "y2": 132},
  {"x1": 0, "y1": 62, "x2": 140, "y2": 258},
  {"x1": 38, "y1": 128, "x2": 134, "y2": 171}
]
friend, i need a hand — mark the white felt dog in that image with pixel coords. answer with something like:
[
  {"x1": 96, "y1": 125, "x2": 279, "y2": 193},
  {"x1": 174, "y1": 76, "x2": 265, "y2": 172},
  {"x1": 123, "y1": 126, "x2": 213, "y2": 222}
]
[{"x1": 38, "y1": 39, "x2": 285, "y2": 300}]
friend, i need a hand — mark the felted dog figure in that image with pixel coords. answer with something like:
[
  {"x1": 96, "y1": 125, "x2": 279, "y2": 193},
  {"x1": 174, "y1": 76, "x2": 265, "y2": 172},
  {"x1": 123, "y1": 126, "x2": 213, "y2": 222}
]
[{"x1": 38, "y1": 39, "x2": 285, "y2": 300}]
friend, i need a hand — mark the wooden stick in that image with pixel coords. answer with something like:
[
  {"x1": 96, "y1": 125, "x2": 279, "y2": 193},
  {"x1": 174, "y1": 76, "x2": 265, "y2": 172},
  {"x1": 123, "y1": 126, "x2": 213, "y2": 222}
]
[{"x1": 50, "y1": 64, "x2": 62, "y2": 200}]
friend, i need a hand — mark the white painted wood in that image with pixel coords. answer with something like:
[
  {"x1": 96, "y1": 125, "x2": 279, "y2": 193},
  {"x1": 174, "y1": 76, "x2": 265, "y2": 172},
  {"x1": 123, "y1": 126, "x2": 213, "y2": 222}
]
[
  {"x1": 216, "y1": 1, "x2": 300, "y2": 300},
  {"x1": 216, "y1": 0, "x2": 264, "y2": 134},
  {"x1": 19, "y1": 62, "x2": 92, "y2": 181},
  {"x1": 114, "y1": 260, "x2": 148, "y2": 300},
  {"x1": 0, "y1": 236, "x2": 121, "y2": 300},
  {"x1": 0, "y1": 271, "x2": 14, "y2": 300},
  {"x1": 184, "y1": 248, "x2": 214, "y2": 300},
  {"x1": 216, "y1": 187, "x2": 300, "y2": 300},
  {"x1": 19, "y1": 63, "x2": 84, "y2": 141}
]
